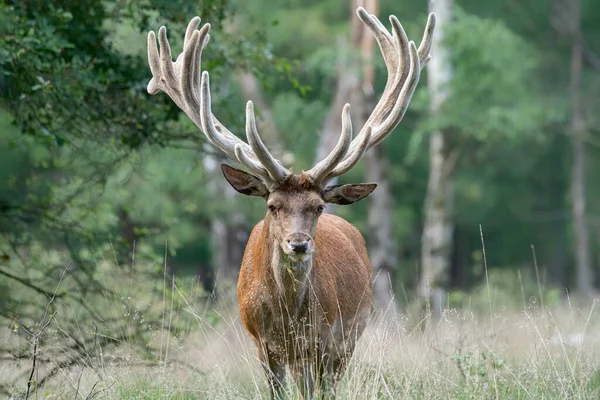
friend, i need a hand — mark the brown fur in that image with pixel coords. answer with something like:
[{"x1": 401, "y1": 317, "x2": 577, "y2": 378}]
[
  {"x1": 237, "y1": 175, "x2": 373, "y2": 398},
  {"x1": 276, "y1": 172, "x2": 321, "y2": 193},
  {"x1": 238, "y1": 213, "x2": 372, "y2": 336}
]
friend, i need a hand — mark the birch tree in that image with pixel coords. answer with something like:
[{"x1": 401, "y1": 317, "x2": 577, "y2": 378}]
[
  {"x1": 551, "y1": 0, "x2": 594, "y2": 295},
  {"x1": 419, "y1": 0, "x2": 453, "y2": 319},
  {"x1": 568, "y1": 0, "x2": 593, "y2": 296}
]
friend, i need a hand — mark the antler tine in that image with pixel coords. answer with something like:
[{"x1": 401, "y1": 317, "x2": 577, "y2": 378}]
[
  {"x1": 200, "y1": 72, "x2": 245, "y2": 156},
  {"x1": 306, "y1": 104, "x2": 353, "y2": 184},
  {"x1": 184, "y1": 16, "x2": 201, "y2": 49},
  {"x1": 389, "y1": 15, "x2": 411, "y2": 89},
  {"x1": 186, "y1": 24, "x2": 210, "y2": 104},
  {"x1": 418, "y1": 13, "x2": 436, "y2": 68},
  {"x1": 147, "y1": 17, "x2": 289, "y2": 187},
  {"x1": 181, "y1": 30, "x2": 202, "y2": 111},
  {"x1": 245, "y1": 101, "x2": 289, "y2": 183},
  {"x1": 369, "y1": 41, "x2": 420, "y2": 148},
  {"x1": 325, "y1": 127, "x2": 372, "y2": 181},
  {"x1": 357, "y1": 9, "x2": 395, "y2": 70},
  {"x1": 147, "y1": 32, "x2": 162, "y2": 95},
  {"x1": 158, "y1": 27, "x2": 176, "y2": 85},
  {"x1": 234, "y1": 144, "x2": 271, "y2": 182}
]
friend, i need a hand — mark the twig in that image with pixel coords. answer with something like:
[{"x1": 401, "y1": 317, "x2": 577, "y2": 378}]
[
  {"x1": 84, "y1": 382, "x2": 100, "y2": 400},
  {"x1": 583, "y1": 40, "x2": 600, "y2": 71},
  {"x1": 479, "y1": 225, "x2": 492, "y2": 318},
  {"x1": 86, "y1": 381, "x2": 115, "y2": 399},
  {"x1": 25, "y1": 264, "x2": 70, "y2": 399},
  {"x1": 74, "y1": 365, "x2": 85, "y2": 399},
  {"x1": 531, "y1": 245, "x2": 545, "y2": 310},
  {"x1": 0, "y1": 268, "x2": 66, "y2": 299}
]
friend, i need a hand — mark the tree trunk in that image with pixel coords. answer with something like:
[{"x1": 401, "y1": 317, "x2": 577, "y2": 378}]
[
  {"x1": 206, "y1": 72, "x2": 289, "y2": 295},
  {"x1": 365, "y1": 147, "x2": 398, "y2": 312},
  {"x1": 204, "y1": 153, "x2": 246, "y2": 295},
  {"x1": 419, "y1": 0, "x2": 454, "y2": 320},
  {"x1": 314, "y1": 37, "x2": 360, "y2": 214},
  {"x1": 317, "y1": 0, "x2": 397, "y2": 310},
  {"x1": 351, "y1": 0, "x2": 398, "y2": 313},
  {"x1": 118, "y1": 208, "x2": 136, "y2": 247},
  {"x1": 548, "y1": 135, "x2": 568, "y2": 289},
  {"x1": 568, "y1": 0, "x2": 593, "y2": 295}
]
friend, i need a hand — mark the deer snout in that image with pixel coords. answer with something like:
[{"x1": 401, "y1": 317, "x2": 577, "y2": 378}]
[
  {"x1": 285, "y1": 233, "x2": 313, "y2": 255},
  {"x1": 289, "y1": 241, "x2": 308, "y2": 253}
]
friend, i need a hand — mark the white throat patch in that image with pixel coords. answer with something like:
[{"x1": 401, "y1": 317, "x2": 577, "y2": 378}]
[{"x1": 271, "y1": 247, "x2": 312, "y2": 299}]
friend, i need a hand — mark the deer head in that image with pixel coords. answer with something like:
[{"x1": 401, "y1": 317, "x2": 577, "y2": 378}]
[{"x1": 147, "y1": 8, "x2": 435, "y2": 263}]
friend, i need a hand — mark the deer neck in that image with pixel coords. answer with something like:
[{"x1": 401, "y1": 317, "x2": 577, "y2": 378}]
[
  {"x1": 271, "y1": 247, "x2": 312, "y2": 302},
  {"x1": 261, "y1": 219, "x2": 312, "y2": 312}
]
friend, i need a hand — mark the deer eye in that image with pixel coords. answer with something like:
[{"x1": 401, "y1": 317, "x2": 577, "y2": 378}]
[
  {"x1": 316, "y1": 205, "x2": 324, "y2": 213},
  {"x1": 268, "y1": 204, "x2": 277, "y2": 212}
]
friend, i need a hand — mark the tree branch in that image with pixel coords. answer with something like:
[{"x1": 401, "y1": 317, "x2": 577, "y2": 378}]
[
  {"x1": 0, "y1": 268, "x2": 65, "y2": 299},
  {"x1": 25, "y1": 264, "x2": 70, "y2": 399}
]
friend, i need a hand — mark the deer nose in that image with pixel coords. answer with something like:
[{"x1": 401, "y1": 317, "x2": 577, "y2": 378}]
[
  {"x1": 285, "y1": 234, "x2": 312, "y2": 254},
  {"x1": 289, "y1": 241, "x2": 309, "y2": 254}
]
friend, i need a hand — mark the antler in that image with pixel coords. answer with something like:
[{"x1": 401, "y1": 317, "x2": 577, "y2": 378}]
[
  {"x1": 147, "y1": 18, "x2": 290, "y2": 188},
  {"x1": 147, "y1": 10, "x2": 434, "y2": 189},
  {"x1": 307, "y1": 7, "x2": 436, "y2": 185}
]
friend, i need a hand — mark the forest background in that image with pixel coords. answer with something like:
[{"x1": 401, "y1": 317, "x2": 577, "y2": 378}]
[{"x1": 1, "y1": 0, "x2": 600, "y2": 398}]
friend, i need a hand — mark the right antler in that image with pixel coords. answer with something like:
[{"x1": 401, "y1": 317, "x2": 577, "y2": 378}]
[
  {"x1": 307, "y1": 8, "x2": 436, "y2": 185},
  {"x1": 147, "y1": 18, "x2": 290, "y2": 188}
]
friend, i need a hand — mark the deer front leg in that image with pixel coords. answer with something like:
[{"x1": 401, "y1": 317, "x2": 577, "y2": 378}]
[
  {"x1": 329, "y1": 356, "x2": 349, "y2": 395},
  {"x1": 258, "y1": 343, "x2": 286, "y2": 399},
  {"x1": 291, "y1": 362, "x2": 314, "y2": 398},
  {"x1": 314, "y1": 350, "x2": 335, "y2": 399}
]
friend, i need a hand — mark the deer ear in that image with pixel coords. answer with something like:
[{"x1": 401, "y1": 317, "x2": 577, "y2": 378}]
[
  {"x1": 322, "y1": 183, "x2": 377, "y2": 205},
  {"x1": 221, "y1": 164, "x2": 269, "y2": 198}
]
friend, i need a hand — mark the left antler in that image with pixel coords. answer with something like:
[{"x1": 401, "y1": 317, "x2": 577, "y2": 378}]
[{"x1": 306, "y1": 8, "x2": 436, "y2": 185}]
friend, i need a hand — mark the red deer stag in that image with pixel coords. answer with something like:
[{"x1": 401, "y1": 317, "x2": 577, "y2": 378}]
[{"x1": 147, "y1": 7, "x2": 435, "y2": 398}]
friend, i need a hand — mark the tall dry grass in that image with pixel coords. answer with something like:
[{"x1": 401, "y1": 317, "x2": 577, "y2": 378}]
[{"x1": 1, "y1": 248, "x2": 600, "y2": 399}]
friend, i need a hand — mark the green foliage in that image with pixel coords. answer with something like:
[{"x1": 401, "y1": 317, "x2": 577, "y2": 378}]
[
  {"x1": 409, "y1": 6, "x2": 546, "y2": 145},
  {"x1": 0, "y1": 0, "x2": 280, "y2": 258},
  {"x1": 271, "y1": 92, "x2": 328, "y2": 168},
  {"x1": 446, "y1": 8, "x2": 545, "y2": 141},
  {"x1": 589, "y1": 368, "x2": 600, "y2": 396},
  {"x1": 0, "y1": 2, "x2": 167, "y2": 149}
]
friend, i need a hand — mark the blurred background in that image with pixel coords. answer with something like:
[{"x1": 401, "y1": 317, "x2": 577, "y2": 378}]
[{"x1": 1, "y1": 0, "x2": 600, "y2": 396}]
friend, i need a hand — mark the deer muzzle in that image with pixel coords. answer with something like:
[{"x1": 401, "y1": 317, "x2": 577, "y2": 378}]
[{"x1": 283, "y1": 233, "x2": 314, "y2": 262}]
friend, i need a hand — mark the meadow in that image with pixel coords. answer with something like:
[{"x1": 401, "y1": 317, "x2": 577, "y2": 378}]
[{"x1": 2, "y1": 253, "x2": 599, "y2": 399}]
